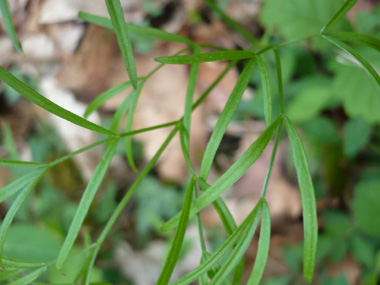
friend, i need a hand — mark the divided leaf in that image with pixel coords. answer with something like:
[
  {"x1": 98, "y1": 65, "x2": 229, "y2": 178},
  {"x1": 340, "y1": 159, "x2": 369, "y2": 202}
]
[
  {"x1": 321, "y1": 0, "x2": 358, "y2": 32},
  {"x1": 106, "y1": 0, "x2": 138, "y2": 89},
  {"x1": 256, "y1": 55, "x2": 272, "y2": 126},
  {"x1": 208, "y1": 206, "x2": 261, "y2": 285},
  {"x1": 322, "y1": 31, "x2": 380, "y2": 53},
  {"x1": 323, "y1": 35, "x2": 380, "y2": 89},
  {"x1": 78, "y1": 11, "x2": 193, "y2": 44},
  {"x1": 247, "y1": 200, "x2": 271, "y2": 285},
  {"x1": 171, "y1": 200, "x2": 263, "y2": 285},
  {"x1": 57, "y1": 140, "x2": 118, "y2": 270},
  {"x1": 0, "y1": 169, "x2": 47, "y2": 259},
  {"x1": 162, "y1": 117, "x2": 281, "y2": 232},
  {"x1": 156, "y1": 179, "x2": 195, "y2": 284},
  {"x1": 200, "y1": 59, "x2": 256, "y2": 180},
  {"x1": 285, "y1": 118, "x2": 318, "y2": 283},
  {"x1": 0, "y1": 159, "x2": 47, "y2": 168},
  {"x1": 0, "y1": 67, "x2": 114, "y2": 136},
  {"x1": 84, "y1": 80, "x2": 135, "y2": 118},
  {"x1": 155, "y1": 51, "x2": 255, "y2": 65},
  {"x1": 0, "y1": 0, "x2": 22, "y2": 53},
  {"x1": 0, "y1": 167, "x2": 47, "y2": 204},
  {"x1": 8, "y1": 266, "x2": 47, "y2": 285}
]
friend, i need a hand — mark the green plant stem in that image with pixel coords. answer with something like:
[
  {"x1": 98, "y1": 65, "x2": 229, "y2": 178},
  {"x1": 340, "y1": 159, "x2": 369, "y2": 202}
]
[
  {"x1": 194, "y1": 185, "x2": 207, "y2": 253},
  {"x1": 273, "y1": 49, "x2": 285, "y2": 115},
  {"x1": 204, "y1": 0, "x2": 258, "y2": 45},
  {"x1": 192, "y1": 60, "x2": 237, "y2": 110},
  {"x1": 257, "y1": 34, "x2": 321, "y2": 55},
  {"x1": 96, "y1": 127, "x2": 179, "y2": 252},
  {"x1": 260, "y1": 119, "x2": 283, "y2": 197}
]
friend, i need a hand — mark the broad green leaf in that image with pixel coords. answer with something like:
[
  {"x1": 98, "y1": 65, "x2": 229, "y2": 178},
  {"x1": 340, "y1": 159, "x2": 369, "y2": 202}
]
[
  {"x1": 157, "y1": 179, "x2": 195, "y2": 285},
  {"x1": 0, "y1": 159, "x2": 47, "y2": 168},
  {"x1": 321, "y1": 0, "x2": 358, "y2": 32},
  {"x1": 57, "y1": 140, "x2": 118, "y2": 270},
  {"x1": 204, "y1": 0, "x2": 257, "y2": 45},
  {"x1": 322, "y1": 31, "x2": 380, "y2": 53},
  {"x1": 353, "y1": 179, "x2": 380, "y2": 237},
  {"x1": 171, "y1": 200, "x2": 263, "y2": 285},
  {"x1": 300, "y1": 116, "x2": 341, "y2": 146},
  {"x1": 8, "y1": 265, "x2": 47, "y2": 285},
  {"x1": 284, "y1": 118, "x2": 317, "y2": 283},
  {"x1": 287, "y1": 86, "x2": 333, "y2": 123},
  {"x1": 256, "y1": 55, "x2": 272, "y2": 126},
  {"x1": 106, "y1": 0, "x2": 138, "y2": 89},
  {"x1": 0, "y1": 0, "x2": 22, "y2": 53},
  {"x1": 260, "y1": 0, "x2": 347, "y2": 49},
  {"x1": 0, "y1": 67, "x2": 114, "y2": 136},
  {"x1": 78, "y1": 11, "x2": 193, "y2": 44},
  {"x1": 209, "y1": 205, "x2": 261, "y2": 285},
  {"x1": 200, "y1": 59, "x2": 256, "y2": 180},
  {"x1": 162, "y1": 117, "x2": 281, "y2": 232},
  {"x1": 124, "y1": 83, "x2": 144, "y2": 171},
  {"x1": 247, "y1": 200, "x2": 271, "y2": 285},
  {"x1": 343, "y1": 118, "x2": 371, "y2": 158},
  {"x1": 3, "y1": 224, "x2": 62, "y2": 263},
  {"x1": 84, "y1": 80, "x2": 135, "y2": 118},
  {"x1": 0, "y1": 166, "x2": 44, "y2": 201},
  {"x1": 323, "y1": 35, "x2": 380, "y2": 88},
  {"x1": 154, "y1": 51, "x2": 255, "y2": 65},
  {"x1": 332, "y1": 64, "x2": 380, "y2": 124},
  {"x1": 0, "y1": 169, "x2": 47, "y2": 259}
]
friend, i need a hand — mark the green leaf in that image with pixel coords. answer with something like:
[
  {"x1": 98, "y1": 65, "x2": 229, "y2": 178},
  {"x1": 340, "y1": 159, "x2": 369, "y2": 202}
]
[
  {"x1": 0, "y1": 0, "x2": 22, "y2": 53},
  {"x1": 78, "y1": 11, "x2": 193, "y2": 44},
  {"x1": 1, "y1": 256, "x2": 45, "y2": 268},
  {"x1": 321, "y1": 0, "x2": 358, "y2": 32},
  {"x1": 124, "y1": 83, "x2": 144, "y2": 171},
  {"x1": 322, "y1": 31, "x2": 380, "y2": 53},
  {"x1": 323, "y1": 35, "x2": 380, "y2": 89},
  {"x1": 0, "y1": 268, "x2": 21, "y2": 282},
  {"x1": 0, "y1": 159, "x2": 47, "y2": 168},
  {"x1": 8, "y1": 266, "x2": 47, "y2": 285},
  {"x1": 256, "y1": 55, "x2": 272, "y2": 126},
  {"x1": 56, "y1": 140, "x2": 118, "y2": 270},
  {"x1": 343, "y1": 117, "x2": 371, "y2": 158},
  {"x1": 109, "y1": 89, "x2": 135, "y2": 133},
  {"x1": 106, "y1": 0, "x2": 138, "y2": 89},
  {"x1": 260, "y1": 0, "x2": 347, "y2": 45},
  {"x1": 84, "y1": 80, "x2": 135, "y2": 118},
  {"x1": 0, "y1": 67, "x2": 114, "y2": 136},
  {"x1": 3, "y1": 224, "x2": 62, "y2": 263},
  {"x1": 284, "y1": 118, "x2": 317, "y2": 283},
  {"x1": 170, "y1": 200, "x2": 263, "y2": 285},
  {"x1": 180, "y1": 45, "x2": 201, "y2": 175},
  {"x1": 156, "y1": 178, "x2": 195, "y2": 285},
  {"x1": 0, "y1": 169, "x2": 47, "y2": 259},
  {"x1": 287, "y1": 86, "x2": 333, "y2": 123},
  {"x1": 0, "y1": 169, "x2": 46, "y2": 203},
  {"x1": 208, "y1": 205, "x2": 262, "y2": 285},
  {"x1": 300, "y1": 116, "x2": 341, "y2": 145},
  {"x1": 154, "y1": 51, "x2": 255, "y2": 65},
  {"x1": 200, "y1": 59, "x2": 256, "y2": 180},
  {"x1": 247, "y1": 200, "x2": 271, "y2": 285},
  {"x1": 353, "y1": 179, "x2": 380, "y2": 237},
  {"x1": 162, "y1": 117, "x2": 281, "y2": 232}
]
